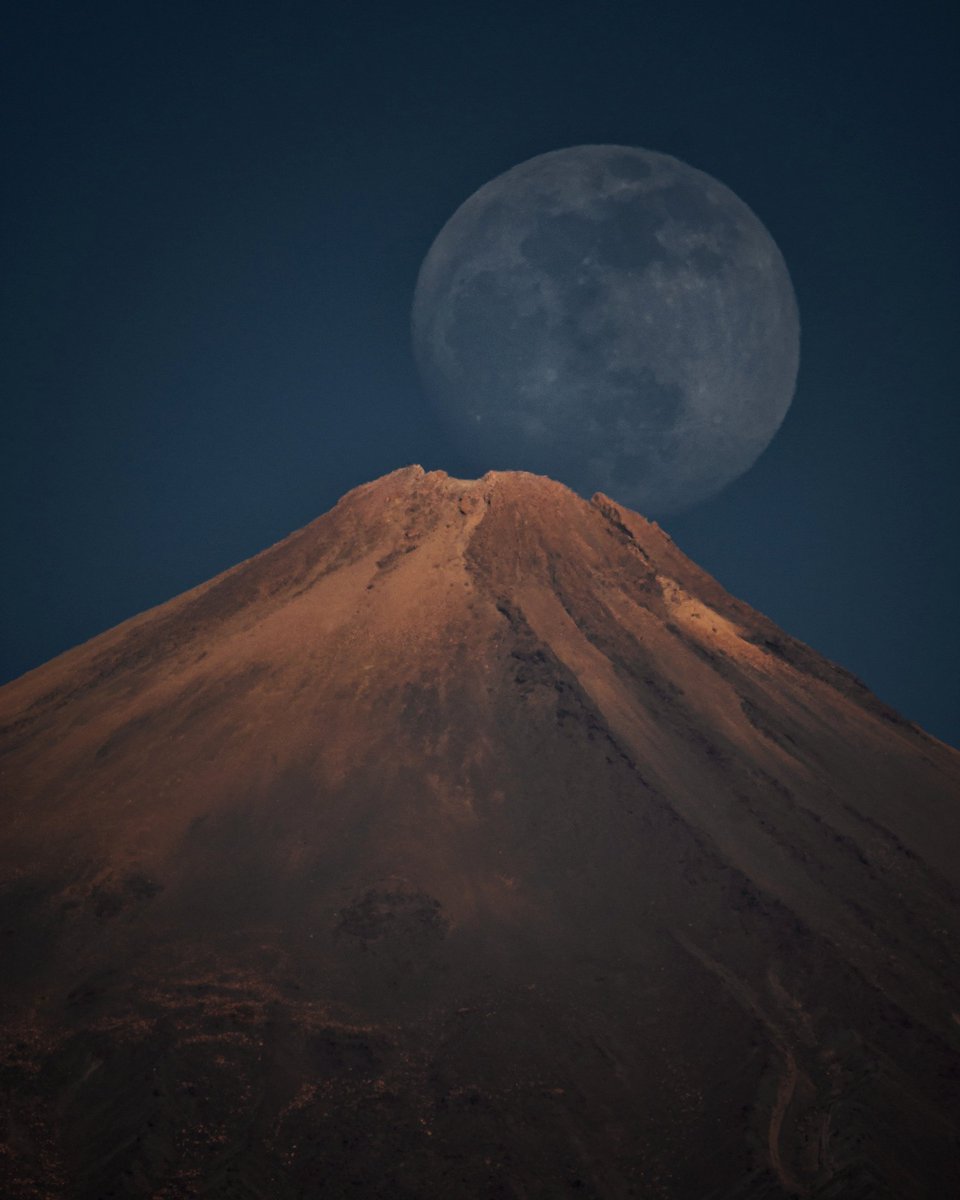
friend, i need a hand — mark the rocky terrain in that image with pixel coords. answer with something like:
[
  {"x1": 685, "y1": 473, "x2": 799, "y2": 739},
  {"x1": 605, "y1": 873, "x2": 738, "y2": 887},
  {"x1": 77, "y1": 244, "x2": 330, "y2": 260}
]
[{"x1": 1, "y1": 466, "x2": 958, "y2": 1197}]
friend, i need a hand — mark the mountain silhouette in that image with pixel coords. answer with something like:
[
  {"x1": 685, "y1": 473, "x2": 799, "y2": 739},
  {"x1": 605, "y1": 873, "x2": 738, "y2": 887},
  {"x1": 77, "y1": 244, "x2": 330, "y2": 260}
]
[{"x1": 1, "y1": 466, "x2": 958, "y2": 1198}]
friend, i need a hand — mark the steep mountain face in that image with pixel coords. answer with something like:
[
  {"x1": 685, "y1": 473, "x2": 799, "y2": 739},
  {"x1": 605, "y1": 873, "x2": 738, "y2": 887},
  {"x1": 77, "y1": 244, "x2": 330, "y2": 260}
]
[{"x1": 1, "y1": 466, "x2": 958, "y2": 1199}]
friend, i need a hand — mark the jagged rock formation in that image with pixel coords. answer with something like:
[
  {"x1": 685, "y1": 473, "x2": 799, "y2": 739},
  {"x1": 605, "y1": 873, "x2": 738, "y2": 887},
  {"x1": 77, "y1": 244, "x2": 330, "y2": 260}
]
[{"x1": 1, "y1": 466, "x2": 958, "y2": 1198}]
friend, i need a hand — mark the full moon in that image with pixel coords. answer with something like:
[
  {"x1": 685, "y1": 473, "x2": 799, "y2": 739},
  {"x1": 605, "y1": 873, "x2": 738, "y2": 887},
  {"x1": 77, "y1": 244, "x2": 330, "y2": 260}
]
[{"x1": 412, "y1": 145, "x2": 800, "y2": 514}]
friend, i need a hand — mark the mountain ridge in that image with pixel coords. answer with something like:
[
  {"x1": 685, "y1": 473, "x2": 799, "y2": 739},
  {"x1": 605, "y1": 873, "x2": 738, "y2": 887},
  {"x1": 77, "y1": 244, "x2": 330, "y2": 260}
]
[{"x1": 2, "y1": 465, "x2": 933, "y2": 745}]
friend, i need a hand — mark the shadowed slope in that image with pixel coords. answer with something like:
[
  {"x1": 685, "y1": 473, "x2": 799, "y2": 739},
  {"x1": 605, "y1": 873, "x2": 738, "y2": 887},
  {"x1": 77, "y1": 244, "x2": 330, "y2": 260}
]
[{"x1": 1, "y1": 466, "x2": 958, "y2": 1198}]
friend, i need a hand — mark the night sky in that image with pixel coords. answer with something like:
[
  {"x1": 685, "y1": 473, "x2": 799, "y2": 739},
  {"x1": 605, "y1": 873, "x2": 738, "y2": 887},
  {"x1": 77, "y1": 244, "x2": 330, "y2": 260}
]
[{"x1": 2, "y1": 1, "x2": 957, "y2": 745}]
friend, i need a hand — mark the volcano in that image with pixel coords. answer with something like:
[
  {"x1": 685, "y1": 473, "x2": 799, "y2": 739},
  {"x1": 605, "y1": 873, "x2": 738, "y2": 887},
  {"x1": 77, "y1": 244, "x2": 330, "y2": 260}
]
[{"x1": 1, "y1": 466, "x2": 958, "y2": 1198}]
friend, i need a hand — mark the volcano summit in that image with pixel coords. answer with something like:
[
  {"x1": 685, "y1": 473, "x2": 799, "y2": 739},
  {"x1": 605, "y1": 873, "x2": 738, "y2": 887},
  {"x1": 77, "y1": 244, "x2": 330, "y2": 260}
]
[{"x1": 1, "y1": 467, "x2": 958, "y2": 1198}]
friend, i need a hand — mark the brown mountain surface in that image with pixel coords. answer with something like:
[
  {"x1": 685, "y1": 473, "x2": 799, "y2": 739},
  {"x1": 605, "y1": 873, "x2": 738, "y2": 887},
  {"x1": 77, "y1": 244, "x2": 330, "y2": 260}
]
[{"x1": 1, "y1": 465, "x2": 958, "y2": 1199}]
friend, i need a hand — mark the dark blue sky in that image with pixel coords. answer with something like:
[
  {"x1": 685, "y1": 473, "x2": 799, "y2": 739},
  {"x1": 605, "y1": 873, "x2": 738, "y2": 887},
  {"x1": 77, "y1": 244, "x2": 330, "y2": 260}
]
[{"x1": 2, "y1": 1, "x2": 957, "y2": 744}]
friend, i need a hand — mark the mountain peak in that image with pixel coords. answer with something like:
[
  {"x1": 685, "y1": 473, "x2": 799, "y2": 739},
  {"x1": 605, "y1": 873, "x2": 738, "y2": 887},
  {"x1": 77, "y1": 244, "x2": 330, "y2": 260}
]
[{"x1": 1, "y1": 468, "x2": 958, "y2": 1197}]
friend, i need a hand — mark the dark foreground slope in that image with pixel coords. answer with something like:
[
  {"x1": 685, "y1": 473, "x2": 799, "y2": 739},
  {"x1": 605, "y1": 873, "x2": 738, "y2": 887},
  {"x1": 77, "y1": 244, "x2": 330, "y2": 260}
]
[{"x1": 1, "y1": 466, "x2": 958, "y2": 1199}]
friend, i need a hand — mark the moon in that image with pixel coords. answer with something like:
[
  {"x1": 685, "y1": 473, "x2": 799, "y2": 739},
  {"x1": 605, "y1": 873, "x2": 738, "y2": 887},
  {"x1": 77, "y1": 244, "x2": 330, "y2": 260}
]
[{"x1": 412, "y1": 145, "x2": 800, "y2": 514}]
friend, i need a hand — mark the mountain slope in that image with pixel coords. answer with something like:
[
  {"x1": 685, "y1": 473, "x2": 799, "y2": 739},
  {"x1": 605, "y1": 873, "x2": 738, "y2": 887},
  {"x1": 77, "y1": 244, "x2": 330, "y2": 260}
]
[{"x1": 1, "y1": 466, "x2": 958, "y2": 1198}]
